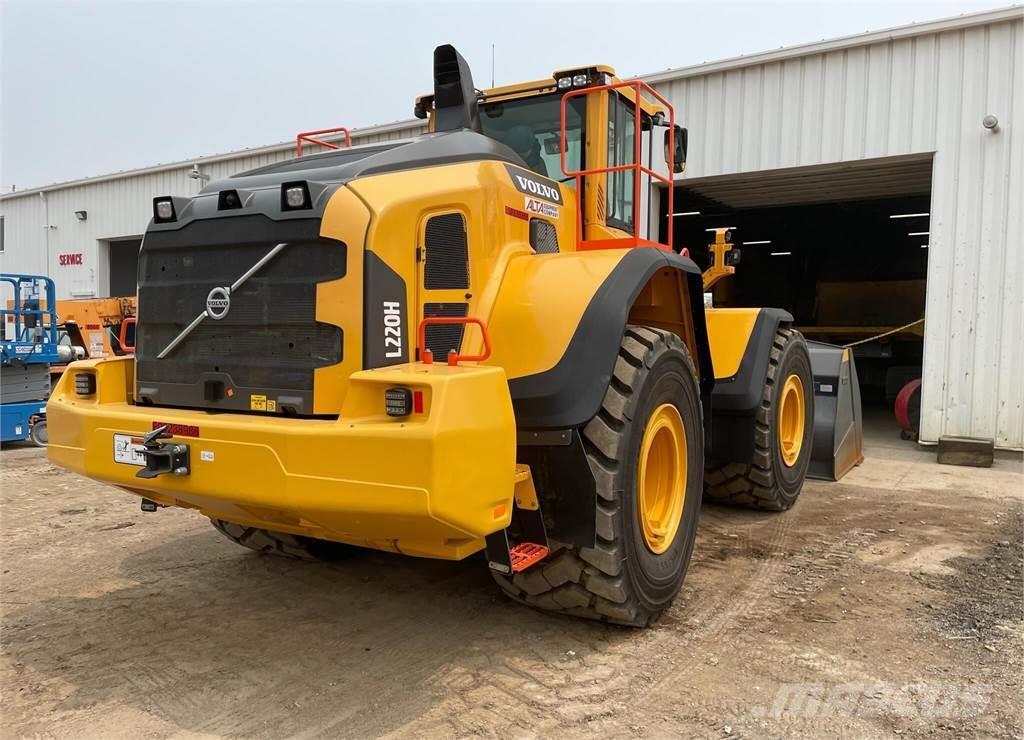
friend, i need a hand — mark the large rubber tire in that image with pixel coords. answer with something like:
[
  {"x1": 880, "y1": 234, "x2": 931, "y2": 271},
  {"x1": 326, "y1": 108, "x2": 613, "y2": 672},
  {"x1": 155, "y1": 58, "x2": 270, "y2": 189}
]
[
  {"x1": 492, "y1": 326, "x2": 704, "y2": 627},
  {"x1": 703, "y1": 327, "x2": 814, "y2": 511},
  {"x1": 209, "y1": 518, "x2": 352, "y2": 561}
]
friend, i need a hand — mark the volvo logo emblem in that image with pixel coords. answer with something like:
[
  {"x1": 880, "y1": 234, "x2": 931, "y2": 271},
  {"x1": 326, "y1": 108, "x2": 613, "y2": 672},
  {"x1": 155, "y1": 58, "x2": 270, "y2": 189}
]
[
  {"x1": 157, "y1": 242, "x2": 289, "y2": 359},
  {"x1": 205, "y1": 287, "x2": 231, "y2": 320}
]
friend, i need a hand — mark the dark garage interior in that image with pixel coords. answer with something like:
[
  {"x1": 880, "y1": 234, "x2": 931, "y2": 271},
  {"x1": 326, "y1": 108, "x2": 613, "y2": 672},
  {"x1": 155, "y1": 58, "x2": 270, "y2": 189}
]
[
  {"x1": 664, "y1": 154, "x2": 933, "y2": 439},
  {"x1": 108, "y1": 237, "x2": 142, "y2": 297}
]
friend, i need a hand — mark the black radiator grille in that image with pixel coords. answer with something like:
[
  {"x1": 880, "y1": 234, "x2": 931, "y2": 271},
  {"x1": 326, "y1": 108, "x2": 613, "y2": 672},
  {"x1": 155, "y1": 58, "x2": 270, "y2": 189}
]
[
  {"x1": 135, "y1": 215, "x2": 346, "y2": 412},
  {"x1": 424, "y1": 213, "x2": 469, "y2": 289},
  {"x1": 529, "y1": 218, "x2": 559, "y2": 254},
  {"x1": 423, "y1": 302, "x2": 468, "y2": 358}
]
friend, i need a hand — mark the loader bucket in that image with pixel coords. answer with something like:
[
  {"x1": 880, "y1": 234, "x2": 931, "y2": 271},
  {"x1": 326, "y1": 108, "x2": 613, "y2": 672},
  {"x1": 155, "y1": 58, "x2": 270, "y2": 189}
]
[{"x1": 807, "y1": 341, "x2": 864, "y2": 481}]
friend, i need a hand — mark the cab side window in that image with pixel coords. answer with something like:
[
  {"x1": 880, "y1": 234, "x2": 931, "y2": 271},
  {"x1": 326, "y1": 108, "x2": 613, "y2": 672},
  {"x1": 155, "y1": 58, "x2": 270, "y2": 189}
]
[{"x1": 606, "y1": 93, "x2": 636, "y2": 235}]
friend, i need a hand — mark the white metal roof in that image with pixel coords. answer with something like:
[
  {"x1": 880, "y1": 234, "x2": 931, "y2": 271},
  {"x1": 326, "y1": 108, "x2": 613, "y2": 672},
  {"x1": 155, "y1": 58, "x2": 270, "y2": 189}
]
[
  {"x1": 2, "y1": 4, "x2": 1019, "y2": 202},
  {"x1": 0, "y1": 119, "x2": 424, "y2": 201}
]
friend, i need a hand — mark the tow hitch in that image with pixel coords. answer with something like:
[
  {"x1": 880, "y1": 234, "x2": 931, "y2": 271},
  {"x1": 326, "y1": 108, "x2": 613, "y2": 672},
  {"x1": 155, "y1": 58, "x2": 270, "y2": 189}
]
[{"x1": 135, "y1": 425, "x2": 190, "y2": 479}]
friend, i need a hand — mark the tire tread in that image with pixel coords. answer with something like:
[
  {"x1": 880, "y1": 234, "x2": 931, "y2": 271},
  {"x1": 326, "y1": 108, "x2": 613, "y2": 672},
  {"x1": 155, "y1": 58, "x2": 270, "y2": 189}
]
[
  {"x1": 492, "y1": 325, "x2": 701, "y2": 627},
  {"x1": 703, "y1": 327, "x2": 810, "y2": 511}
]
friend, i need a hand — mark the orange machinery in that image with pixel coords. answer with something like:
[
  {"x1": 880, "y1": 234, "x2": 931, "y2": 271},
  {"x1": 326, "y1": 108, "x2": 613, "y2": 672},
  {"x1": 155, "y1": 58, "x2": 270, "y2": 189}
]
[{"x1": 55, "y1": 296, "x2": 137, "y2": 360}]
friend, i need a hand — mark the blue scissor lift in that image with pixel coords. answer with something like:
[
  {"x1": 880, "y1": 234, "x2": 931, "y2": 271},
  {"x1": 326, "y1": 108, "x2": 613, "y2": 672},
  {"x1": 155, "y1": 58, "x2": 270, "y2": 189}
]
[{"x1": 1, "y1": 274, "x2": 63, "y2": 446}]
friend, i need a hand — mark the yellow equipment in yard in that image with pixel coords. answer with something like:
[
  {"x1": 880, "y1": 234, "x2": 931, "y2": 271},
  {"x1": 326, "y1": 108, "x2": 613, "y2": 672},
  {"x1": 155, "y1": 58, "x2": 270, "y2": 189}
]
[{"x1": 47, "y1": 46, "x2": 815, "y2": 626}]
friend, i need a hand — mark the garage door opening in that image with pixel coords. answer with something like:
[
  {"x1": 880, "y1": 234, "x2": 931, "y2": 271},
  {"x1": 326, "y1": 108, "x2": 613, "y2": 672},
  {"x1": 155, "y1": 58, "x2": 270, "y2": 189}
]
[
  {"x1": 665, "y1": 154, "x2": 934, "y2": 444},
  {"x1": 108, "y1": 237, "x2": 142, "y2": 297}
]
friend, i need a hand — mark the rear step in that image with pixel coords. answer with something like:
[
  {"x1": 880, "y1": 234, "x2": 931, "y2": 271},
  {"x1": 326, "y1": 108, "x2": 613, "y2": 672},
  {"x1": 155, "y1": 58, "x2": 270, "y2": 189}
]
[
  {"x1": 510, "y1": 543, "x2": 549, "y2": 573},
  {"x1": 484, "y1": 465, "x2": 549, "y2": 575}
]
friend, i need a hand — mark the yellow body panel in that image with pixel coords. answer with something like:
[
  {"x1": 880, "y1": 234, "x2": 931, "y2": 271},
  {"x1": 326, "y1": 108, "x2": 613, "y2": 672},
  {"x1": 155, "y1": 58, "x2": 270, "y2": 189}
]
[
  {"x1": 48, "y1": 356, "x2": 516, "y2": 560},
  {"x1": 487, "y1": 249, "x2": 626, "y2": 378},
  {"x1": 705, "y1": 308, "x2": 760, "y2": 379},
  {"x1": 312, "y1": 186, "x2": 369, "y2": 414},
  {"x1": 347, "y1": 160, "x2": 580, "y2": 370}
]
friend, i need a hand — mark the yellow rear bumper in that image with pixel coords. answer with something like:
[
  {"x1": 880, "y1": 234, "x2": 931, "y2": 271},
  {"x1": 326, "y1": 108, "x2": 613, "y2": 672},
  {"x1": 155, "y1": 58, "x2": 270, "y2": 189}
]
[{"x1": 47, "y1": 357, "x2": 516, "y2": 559}]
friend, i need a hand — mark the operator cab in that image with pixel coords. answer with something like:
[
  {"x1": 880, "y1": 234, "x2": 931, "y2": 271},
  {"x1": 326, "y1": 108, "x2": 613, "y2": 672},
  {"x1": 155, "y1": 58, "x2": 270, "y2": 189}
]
[{"x1": 416, "y1": 57, "x2": 688, "y2": 249}]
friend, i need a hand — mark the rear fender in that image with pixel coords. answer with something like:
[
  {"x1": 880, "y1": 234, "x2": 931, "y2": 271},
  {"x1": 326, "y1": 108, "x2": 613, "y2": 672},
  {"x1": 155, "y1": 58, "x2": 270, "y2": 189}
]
[
  {"x1": 493, "y1": 247, "x2": 711, "y2": 430},
  {"x1": 489, "y1": 247, "x2": 712, "y2": 548},
  {"x1": 707, "y1": 307, "x2": 793, "y2": 463}
]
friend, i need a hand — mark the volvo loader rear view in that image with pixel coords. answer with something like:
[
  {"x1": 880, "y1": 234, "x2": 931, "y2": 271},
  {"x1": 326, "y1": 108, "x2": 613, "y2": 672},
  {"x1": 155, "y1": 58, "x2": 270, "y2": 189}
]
[{"x1": 47, "y1": 45, "x2": 817, "y2": 626}]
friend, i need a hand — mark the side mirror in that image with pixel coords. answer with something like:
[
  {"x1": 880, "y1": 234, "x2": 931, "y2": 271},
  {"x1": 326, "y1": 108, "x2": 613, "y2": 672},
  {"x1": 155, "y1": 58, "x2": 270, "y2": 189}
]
[{"x1": 663, "y1": 125, "x2": 688, "y2": 174}]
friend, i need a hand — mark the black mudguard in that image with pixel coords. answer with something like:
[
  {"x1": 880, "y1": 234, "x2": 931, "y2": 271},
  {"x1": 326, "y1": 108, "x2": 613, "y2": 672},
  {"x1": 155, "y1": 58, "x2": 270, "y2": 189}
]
[{"x1": 509, "y1": 247, "x2": 714, "y2": 549}]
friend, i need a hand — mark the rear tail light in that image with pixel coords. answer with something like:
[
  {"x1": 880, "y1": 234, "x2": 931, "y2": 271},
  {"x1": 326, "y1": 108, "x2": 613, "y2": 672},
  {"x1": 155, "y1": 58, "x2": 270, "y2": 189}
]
[
  {"x1": 384, "y1": 387, "x2": 413, "y2": 417},
  {"x1": 75, "y1": 373, "x2": 96, "y2": 396}
]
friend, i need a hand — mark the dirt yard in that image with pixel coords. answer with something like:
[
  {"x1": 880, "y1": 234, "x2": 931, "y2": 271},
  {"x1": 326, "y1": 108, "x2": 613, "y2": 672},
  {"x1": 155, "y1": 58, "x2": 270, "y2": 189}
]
[{"x1": 1, "y1": 437, "x2": 1021, "y2": 739}]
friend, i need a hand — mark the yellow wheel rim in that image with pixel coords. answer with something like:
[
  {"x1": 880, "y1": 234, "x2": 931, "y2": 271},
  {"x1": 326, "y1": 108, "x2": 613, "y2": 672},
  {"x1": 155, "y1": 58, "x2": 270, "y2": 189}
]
[
  {"x1": 778, "y1": 374, "x2": 805, "y2": 467},
  {"x1": 637, "y1": 403, "x2": 687, "y2": 555}
]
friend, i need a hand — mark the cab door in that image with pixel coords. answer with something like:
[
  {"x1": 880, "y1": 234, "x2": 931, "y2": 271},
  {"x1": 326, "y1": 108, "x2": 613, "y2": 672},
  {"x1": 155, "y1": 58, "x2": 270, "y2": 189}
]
[{"x1": 582, "y1": 90, "x2": 657, "y2": 244}]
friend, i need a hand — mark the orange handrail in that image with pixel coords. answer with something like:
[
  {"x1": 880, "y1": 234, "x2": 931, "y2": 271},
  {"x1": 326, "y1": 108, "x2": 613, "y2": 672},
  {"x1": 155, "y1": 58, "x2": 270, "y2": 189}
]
[
  {"x1": 295, "y1": 127, "x2": 352, "y2": 157},
  {"x1": 418, "y1": 317, "x2": 492, "y2": 366},
  {"x1": 560, "y1": 80, "x2": 676, "y2": 252}
]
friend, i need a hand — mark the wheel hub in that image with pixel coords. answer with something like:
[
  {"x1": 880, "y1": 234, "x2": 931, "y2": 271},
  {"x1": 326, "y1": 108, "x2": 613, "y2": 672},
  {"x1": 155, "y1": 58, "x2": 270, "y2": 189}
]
[
  {"x1": 638, "y1": 403, "x2": 687, "y2": 554},
  {"x1": 778, "y1": 373, "x2": 805, "y2": 467}
]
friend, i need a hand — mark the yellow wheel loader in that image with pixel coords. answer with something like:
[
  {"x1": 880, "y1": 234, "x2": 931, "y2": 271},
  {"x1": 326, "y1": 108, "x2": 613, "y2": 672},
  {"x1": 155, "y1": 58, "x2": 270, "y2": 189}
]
[{"x1": 47, "y1": 46, "x2": 816, "y2": 626}]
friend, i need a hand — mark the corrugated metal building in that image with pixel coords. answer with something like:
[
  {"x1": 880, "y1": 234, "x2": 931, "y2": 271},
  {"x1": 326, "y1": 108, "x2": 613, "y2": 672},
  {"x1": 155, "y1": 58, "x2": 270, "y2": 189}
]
[
  {"x1": 0, "y1": 120, "x2": 426, "y2": 297},
  {"x1": 1, "y1": 6, "x2": 1021, "y2": 449}
]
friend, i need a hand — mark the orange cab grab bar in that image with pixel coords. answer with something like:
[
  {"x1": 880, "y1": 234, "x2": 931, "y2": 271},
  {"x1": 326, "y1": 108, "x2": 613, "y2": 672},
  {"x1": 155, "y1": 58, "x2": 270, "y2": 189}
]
[{"x1": 418, "y1": 317, "x2": 491, "y2": 366}]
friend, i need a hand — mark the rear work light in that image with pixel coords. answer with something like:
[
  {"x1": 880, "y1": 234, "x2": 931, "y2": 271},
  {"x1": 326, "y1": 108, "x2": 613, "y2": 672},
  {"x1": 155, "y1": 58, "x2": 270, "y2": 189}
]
[
  {"x1": 153, "y1": 197, "x2": 176, "y2": 223},
  {"x1": 281, "y1": 182, "x2": 311, "y2": 211},
  {"x1": 218, "y1": 189, "x2": 242, "y2": 210},
  {"x1": 75, "y1": 373, "x2": 96, "y2": 396}
]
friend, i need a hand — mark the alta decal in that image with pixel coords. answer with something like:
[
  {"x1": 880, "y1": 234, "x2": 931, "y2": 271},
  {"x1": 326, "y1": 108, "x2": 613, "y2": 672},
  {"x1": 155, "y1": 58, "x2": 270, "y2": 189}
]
[
  {"x1": 525, "y1": 197, "x2": 559, "y2": 219},
  {"x1": 504, "y1": 164, "x2": 563, "y2": 205}
]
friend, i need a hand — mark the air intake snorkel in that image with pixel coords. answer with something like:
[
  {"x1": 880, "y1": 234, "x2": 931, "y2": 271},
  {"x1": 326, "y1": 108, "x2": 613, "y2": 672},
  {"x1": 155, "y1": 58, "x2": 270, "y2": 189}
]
[{"x1": 432, "y1": 44, "x2": 481, "y2": 133}]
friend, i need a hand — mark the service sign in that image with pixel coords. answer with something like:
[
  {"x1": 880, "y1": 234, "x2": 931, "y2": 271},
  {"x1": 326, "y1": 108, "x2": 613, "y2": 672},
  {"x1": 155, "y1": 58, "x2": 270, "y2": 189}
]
[{"x1": 58, "y1": 253, "x2": 84, "y2": 266}]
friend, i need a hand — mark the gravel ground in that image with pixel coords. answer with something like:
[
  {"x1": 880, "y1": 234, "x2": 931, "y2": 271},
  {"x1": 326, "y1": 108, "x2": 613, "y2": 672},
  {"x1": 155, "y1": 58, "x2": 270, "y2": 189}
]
[{"x1": 1, "y1": 440, "x2": 1021, "y2": 739}]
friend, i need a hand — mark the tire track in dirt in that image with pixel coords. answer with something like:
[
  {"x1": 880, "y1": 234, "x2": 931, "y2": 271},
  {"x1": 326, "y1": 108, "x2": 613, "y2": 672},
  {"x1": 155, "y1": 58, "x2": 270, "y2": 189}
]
[{"x1": 383, "y1": 509, "x2": 877, "y2": 738}]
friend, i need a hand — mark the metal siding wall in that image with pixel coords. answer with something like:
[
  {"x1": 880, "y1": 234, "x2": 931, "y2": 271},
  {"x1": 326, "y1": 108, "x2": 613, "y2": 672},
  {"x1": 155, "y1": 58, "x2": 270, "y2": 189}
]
[{"x1": 652, "y1": 16, "x2": 1023, "y2": 449}]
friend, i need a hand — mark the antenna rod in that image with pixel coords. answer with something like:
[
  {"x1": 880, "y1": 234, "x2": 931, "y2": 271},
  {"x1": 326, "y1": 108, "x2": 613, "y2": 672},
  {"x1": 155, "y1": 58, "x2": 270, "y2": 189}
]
[{"x1": 491, "y1": 43, "x2": 495, "y2": 87}]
